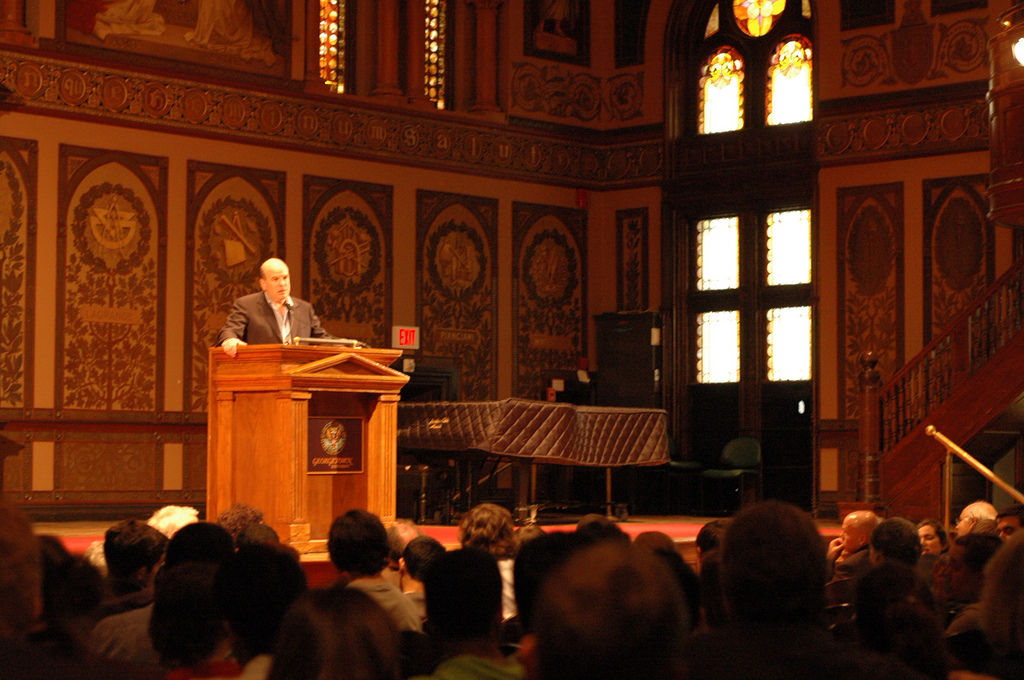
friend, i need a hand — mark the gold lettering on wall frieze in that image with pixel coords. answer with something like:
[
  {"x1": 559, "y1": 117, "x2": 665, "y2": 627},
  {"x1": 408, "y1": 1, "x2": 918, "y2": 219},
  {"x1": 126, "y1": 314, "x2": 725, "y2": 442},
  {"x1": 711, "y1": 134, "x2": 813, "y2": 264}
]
[
  {"x1": 80, "y1": 305, "x2": 142, "y2": 325},
  {"x1": 437, "y1": 328, "x2": 479, "y2": 344},
  {"x1": 0, "y1": 53, "x2": 663, "y2": 185},
  {"x1": 529, "y1": 333, "x2": 574, "y2": 351}
]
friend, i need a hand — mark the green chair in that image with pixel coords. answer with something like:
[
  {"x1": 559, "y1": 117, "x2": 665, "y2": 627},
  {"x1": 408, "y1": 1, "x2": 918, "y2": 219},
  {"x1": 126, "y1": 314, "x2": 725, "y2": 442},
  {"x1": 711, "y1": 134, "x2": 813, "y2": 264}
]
[{"x1": 700, "y1": 437, "x2": 762, "y2": 515}]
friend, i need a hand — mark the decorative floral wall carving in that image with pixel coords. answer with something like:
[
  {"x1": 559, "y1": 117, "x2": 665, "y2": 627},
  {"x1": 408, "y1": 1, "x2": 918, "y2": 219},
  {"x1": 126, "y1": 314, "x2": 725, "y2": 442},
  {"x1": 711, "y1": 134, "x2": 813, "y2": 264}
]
[
  {"x1": 838, "y1": 183, "x2": 904, "y2": 419},
  {"x1": 417, "y1": 191, "x2": 499, "y2": 400},
  {"x1": 303, "y1": 177, "x2": 392, "y2": 347},
  {"x1": 513, "y1": 202, "x2": 587, "y2": 399},
  {"x1": 0, "y1": 137, "x2": 35, "y2": 413},
  {"x1": 186, "y1": 162, "x2": 286, "y2": 415},
  {"x1": 616, "y1": 207, "x2": 648, "y2": 311},
  {"x1": 57, "y1": 147, "x2": 167, "y2": 414},
  {"x1": 511, "y1": 63, "x2": 644, "y2": 121}
]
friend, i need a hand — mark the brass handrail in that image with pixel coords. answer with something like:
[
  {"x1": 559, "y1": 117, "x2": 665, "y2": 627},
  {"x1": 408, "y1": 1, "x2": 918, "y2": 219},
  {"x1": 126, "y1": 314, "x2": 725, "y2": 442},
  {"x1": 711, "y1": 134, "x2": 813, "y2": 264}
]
[{"x1": 926, "y1": 425, "x2": 1024, "y2": 528}]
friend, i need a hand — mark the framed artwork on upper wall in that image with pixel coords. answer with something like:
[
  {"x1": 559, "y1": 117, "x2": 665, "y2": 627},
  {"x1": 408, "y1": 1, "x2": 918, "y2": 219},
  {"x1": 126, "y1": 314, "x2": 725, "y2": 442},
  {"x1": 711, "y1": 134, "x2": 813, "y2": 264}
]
[
  {"x1": 931, "y1": 0, "x2": 986, "y2": 15},
  {"x1": 524, "y1": 0, "x2": 590, "y2": 66},
  {"x1": 59, "y1": 0, "x2": 290, "y2": 79}
]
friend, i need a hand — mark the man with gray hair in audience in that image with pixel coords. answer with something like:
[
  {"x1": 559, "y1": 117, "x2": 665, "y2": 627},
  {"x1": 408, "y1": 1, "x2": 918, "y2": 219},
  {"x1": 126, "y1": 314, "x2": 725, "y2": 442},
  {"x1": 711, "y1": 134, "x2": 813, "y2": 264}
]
[{"x1": 955, "y1": 500, "x2": 998, "y2": 537}]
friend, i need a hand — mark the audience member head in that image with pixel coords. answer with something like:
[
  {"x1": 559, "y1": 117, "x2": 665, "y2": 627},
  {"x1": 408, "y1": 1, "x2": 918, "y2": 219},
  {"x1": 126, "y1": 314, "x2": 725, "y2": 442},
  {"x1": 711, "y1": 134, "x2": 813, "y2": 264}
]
[
  {"x1": 163, "y1": 521, "x2": 235, "y2": 569},
  {"x1": 575, "y1": 513, "x2": 630, "y2": 544},
  {"x1": 216, "y1": 503, "x2": 264, "y2": 544},
  {"x1": 838, "y1": 510, "x2": 879, "y2": 558},
  {"x1": 147, "y1": 505, "x2": 199, "y2": 538},
  {"x1": 634, "y1": 531, "x2": 676, "y2": 553},
  {"x1": 150, "y1": 562, "x2": 229, "y2": 670},
  {"x1": 422, "y1": 548, "x2": 502, "y2": 642},
  {"x1": 385, "y1": 520, "x2": 422, "y2": 588},
  {"x1": 514, "y1": 523, "x2": 547, "y2": 551},
  {"x1": 651, "y1": 546, "x2": 700, "y2": 633},
  {"x1": 981, "y1": 531, "x2": 1024, "y2": 655},
  {"x1": 214, "y1": 544, "x2": 307, "y2": 663},
  {"x1": 869, "y1": 517, "x2": 920, "y2": 566},
  {"x1": 956, "y1": 500, "x2": 998, "y2": 537},
  {"x1": 721, "y1": 500, "x2": 826, "y2": 624},
  {"x1": 947, "y1": 533, "x2": 1002, "y2": 605},
  {"x1": 916, "y1": 519, "x2": 948, "y2": 556},
  {"x1": 34, "y1": 535, "x2": 104, "y2": 658},
  {"x1": 459, "y1": 503, "x2": 516, "y2": 560},
  {"x1": 854, "y1": 561, "x2": 946, "y2": 680},
  {"x1": 327, "y1": 509, "x2": 389, "y2": 578},
  {"x1": 522, "y1": 541, "x2": 687, "y2": 680},
  {"x1": 103, "y1": 518, "x2": 168, "y2": 585},
  {"x1": 513, "y1": 531, "x2": 591, "y2": 633},
  {"x1": 268, "y1": 587, "x2": 401, "y2": 680},
  {"x1": 695, "y1": 519, "x2": 729, "y2": 570},
  {"x1": 996, "y1": 504, "x2": 1024, "y2": 542},
  {"x1": 0, "y1": 500, "x2": 41, "y2": 638},
  {"x1": 236, "y1": 522, "x2": 280, "y2": 548},
  {"x1": 401, "y1": 535, "x2": 445, "y2": 583},
  {"x1": 698, "y1": 549, "x2": 728, "y2": 629}
]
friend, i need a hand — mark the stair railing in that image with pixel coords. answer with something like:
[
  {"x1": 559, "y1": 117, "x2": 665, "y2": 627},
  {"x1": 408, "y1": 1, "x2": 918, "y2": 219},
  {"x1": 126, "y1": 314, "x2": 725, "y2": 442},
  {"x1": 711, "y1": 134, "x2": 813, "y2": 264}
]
[
  {"x1": 926, "y1": 426, "x2": 1024, "y2": 529},
  {"x1": 879, "y1": 255, "x2": 1024, "y2": 452}
]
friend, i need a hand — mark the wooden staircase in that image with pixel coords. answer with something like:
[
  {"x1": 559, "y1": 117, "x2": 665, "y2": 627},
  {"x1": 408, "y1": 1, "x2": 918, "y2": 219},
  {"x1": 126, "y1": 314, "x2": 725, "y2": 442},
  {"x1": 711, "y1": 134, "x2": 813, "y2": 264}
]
[{"x1": 876, "y1": 253, "x2": 1024, "y2": 519}]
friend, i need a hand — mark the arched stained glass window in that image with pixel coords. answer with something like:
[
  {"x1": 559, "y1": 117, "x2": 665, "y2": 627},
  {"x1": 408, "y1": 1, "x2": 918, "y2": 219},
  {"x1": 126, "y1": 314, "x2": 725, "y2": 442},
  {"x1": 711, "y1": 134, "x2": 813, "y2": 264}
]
[
  {"x1": 319, "y1": 0, "x2": 345, "y2": 92},
  {"x1": 700, "y1": 48, "x2": 744, "y2": 134},
  {"x1": 705, "y1": 4, "x2": 720, "y2": 38},
  {"x1": 425, "y1": 0, "x2": 446, "y2": 109},
  {"x1": 733, "y1": 0, "x2": 785, "y2": 37},
  {"x1": 767, "y1": 37, "x2": 812, "y2": 125}
]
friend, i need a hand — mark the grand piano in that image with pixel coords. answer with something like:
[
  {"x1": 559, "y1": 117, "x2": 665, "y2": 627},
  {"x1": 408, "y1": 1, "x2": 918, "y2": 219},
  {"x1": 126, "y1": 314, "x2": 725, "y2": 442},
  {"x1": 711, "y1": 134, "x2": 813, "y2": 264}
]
[{"x1": 396, "y1": 398, "x2": 670, "y2": 521}]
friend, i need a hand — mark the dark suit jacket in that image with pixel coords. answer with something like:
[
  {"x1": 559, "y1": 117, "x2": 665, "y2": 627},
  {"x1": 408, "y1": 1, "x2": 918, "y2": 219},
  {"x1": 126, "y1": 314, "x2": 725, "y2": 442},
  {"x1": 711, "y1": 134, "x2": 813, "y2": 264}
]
[{"x1": 216, "y1": 292, "x2": 331, "y2": 346}]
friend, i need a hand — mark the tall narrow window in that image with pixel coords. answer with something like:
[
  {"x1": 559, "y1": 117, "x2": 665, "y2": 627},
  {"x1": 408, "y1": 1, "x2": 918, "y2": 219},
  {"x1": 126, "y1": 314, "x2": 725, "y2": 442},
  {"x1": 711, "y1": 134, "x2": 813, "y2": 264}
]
[
  {"x1": 425, "y1": 0, "x2": 446, "y2": 109},
  {"x1": 697, "y1": 216, "x2": 740, "y2": 290},
  {"x1": 319, "y1": 0, "x2": 345, "y2": 92},
  {"x1": 698, "y1": 311, "x2": 741, "y2": 383},
  {"x1": 705, "y1": 4, "x2": 720, "y2": 37},
  {"x1": 766, "y1": 209, "x2": 811, "y2": 285},
  {"x1": 700, "y1": 48, "x2": 744, "y2": 134},
  {"x1": 734, "y1": 0, "x2": 786, "y2": 37},
  {"x1": 767, "y1": 37, "x2": 812, "y2": 125},
  {"x1": 767, "y1": 306, "x2": 811, "y2": 380}
]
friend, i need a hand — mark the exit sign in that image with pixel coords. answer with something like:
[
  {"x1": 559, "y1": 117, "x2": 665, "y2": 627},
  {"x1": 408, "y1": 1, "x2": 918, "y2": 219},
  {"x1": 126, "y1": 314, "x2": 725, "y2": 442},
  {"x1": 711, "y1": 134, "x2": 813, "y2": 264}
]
[{"x1": 392, "y1": 326, "x2": 420, "y2": 350}]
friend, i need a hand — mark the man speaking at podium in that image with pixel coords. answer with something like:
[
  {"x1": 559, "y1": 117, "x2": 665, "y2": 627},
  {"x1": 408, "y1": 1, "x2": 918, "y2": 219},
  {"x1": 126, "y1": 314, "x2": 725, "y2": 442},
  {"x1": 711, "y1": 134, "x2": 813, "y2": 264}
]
[{"x1": 216, "y1": 258, "x2": 333, "y2": 357}]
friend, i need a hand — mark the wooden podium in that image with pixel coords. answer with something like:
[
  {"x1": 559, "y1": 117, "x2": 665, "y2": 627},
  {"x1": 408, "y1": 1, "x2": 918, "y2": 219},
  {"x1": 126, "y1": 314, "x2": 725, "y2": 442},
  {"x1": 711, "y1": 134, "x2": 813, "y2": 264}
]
[{"x1": 207, "y1": 345, "x2": 409, "y2": 552}]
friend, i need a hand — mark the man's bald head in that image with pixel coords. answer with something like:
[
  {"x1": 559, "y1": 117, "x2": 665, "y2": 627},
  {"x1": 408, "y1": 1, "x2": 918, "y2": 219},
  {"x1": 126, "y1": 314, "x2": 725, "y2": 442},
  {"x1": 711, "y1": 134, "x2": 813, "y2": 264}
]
[
  {"x1": 259, "y1": 259, "x2": 291, "y2": 305},
  {"x1": 957, "y1": 500, "x2": 998, "y2": 537},
  {"x1": 840, "y1": 511, "x2": 879, "y2": 556}
]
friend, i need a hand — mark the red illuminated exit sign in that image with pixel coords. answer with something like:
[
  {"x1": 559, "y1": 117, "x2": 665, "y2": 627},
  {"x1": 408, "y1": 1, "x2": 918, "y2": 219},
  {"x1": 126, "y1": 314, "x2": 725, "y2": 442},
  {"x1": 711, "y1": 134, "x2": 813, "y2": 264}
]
[{"x1": 392, "y1": 326, "x2": 420, "y2": 350}]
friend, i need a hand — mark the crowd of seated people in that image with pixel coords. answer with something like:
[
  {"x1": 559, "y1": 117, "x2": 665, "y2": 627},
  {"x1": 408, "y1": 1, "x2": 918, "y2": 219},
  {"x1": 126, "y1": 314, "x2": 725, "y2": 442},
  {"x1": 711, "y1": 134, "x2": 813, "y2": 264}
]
[{"x1": 7, "y1": 496, "x2": 1024, "y2": 680}]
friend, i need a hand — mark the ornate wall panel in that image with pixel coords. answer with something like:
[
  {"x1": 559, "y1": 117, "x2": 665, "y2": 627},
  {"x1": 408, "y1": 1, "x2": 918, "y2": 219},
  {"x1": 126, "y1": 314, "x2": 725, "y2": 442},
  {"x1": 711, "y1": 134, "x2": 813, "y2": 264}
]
[
  {"x1": 616, "y1": 207, "x2": 648, "y2": 311},
  {"x1": 416, "y1": 190, "x2": 499, "y2": 400},
  {"x1": 923, "y1": 175, "x2": 993, "y2": 342},
  {"x1": 510, "y1": 63, "x2": 643, "y2": 121},
  {"x1": 303, "y1": 177, "x2": 392, "y2": 347},
  {"x1": 57, "y1": 146, "x2": 167, "y2": 416},
  {"x1": 512, "y1": 202, "x2": 587, "y2": 399},
  {"x1": 185, "y1": 162, "x2": 286, "y2": 416},
  {"x1": 0, "y1": 137, "x2": 36, "y2": 416},
  {"x1": 0, "y1": 51, "x2": 662, "y2": 189},
  {"x1": 837, "y1": 183, "x2": 904, "y2": 419}
]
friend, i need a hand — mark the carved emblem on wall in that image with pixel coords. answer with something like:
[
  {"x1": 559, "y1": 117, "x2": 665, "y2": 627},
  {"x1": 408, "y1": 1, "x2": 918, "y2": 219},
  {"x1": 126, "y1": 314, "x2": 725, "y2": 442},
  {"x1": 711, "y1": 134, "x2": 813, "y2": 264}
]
[
  {"x1": 304, "y1": 177, "x2": 392, "y2": 347},
  {"x1": 511, "y1": 63, "x2": 643, "y2": 121},
  {"x1": 186, "y1": 163, "x2": 285, "y2": 415},
  {"x1": 923, "y1": 175, "x2": 993, "y2": 342},
  {"x1": 838, "y1": 183, "x2": 904, "y2": 419},
  {"x1": 0, "y1": 138, "x2": 35, "y2": 412},
  {"x1": 58, "y1": 147, "x2": 167, "y2": 414},
  {"x1": 616, "y1": 207, "x2": 648, "y2": 311},
  {"x1": 841, "y1": 1, "x2": 987, "y2": 88},
  {"x1": 417, "y1": 191, "x2": 498, "y2": 400},
  {"x1": 513, "y1": 203, "x2": 586, "y2": 399}
]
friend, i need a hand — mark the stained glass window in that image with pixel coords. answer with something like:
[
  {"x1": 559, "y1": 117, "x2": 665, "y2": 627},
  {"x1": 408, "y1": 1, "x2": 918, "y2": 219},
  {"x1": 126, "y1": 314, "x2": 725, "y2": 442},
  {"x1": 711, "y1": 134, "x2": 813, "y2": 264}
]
[
  {"x1": 705, "y1": 4, "x2": 720, "y2": 38},
  {"x1": 697, "y1": 311, "x2": 741, "y2": 383},
  {"x1": 767, "y1": 306, "x2": 811, "y2": 380},
  {"x1": 319, "y1": 0, "x2": 345, "y2": 92},
  {"x1": 425, "y1": 0, "x2": 446, "y2": 109},
  {"x1": 700, "y1": 48, "x2": 744, "y2": 134},
  {"x1": 767, "y1": 209, "x2": 811, "y2": 285},
  {"x1": 697, "y1": 217, "x2": 739, "y2": 290},
  {"x1": 734, "y1": 0, "x2": 786, "y2": 37},
  {"x1": 767, "y1": 37, "x2": 812, "y2": 125}
]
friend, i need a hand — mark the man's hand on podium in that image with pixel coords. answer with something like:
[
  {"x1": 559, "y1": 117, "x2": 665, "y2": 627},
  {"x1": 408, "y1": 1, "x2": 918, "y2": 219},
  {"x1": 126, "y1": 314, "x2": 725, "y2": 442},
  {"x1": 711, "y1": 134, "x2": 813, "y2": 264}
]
[{"x1": 222, "y1": 338, "x2": 247, "y2": 358}]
